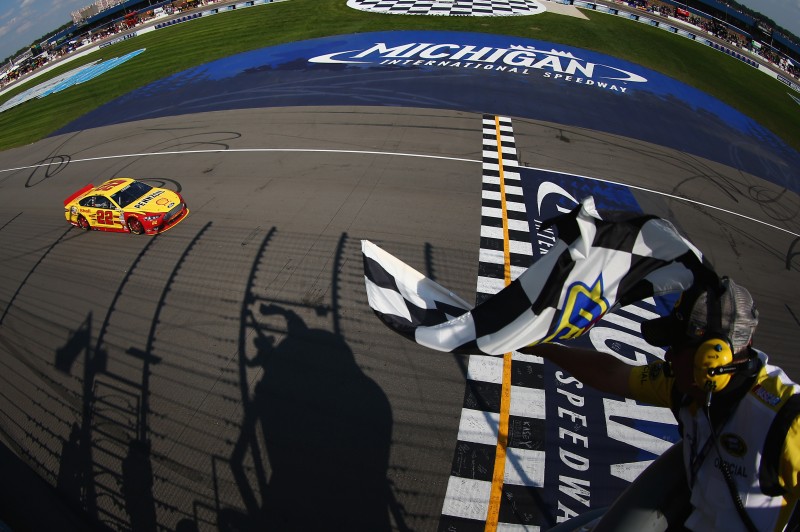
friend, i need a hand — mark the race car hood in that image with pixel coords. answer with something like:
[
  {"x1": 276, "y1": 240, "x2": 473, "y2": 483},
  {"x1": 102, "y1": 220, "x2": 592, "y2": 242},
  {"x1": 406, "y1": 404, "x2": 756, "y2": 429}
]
[{"x1": 129, "y1": 188, "x2": 182, "y2": 212}]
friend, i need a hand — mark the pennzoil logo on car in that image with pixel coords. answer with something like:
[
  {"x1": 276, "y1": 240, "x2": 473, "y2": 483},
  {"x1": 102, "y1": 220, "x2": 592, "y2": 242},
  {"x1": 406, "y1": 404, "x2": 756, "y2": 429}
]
[
  {"x1": 134, "y1": 190, "x2": 164, "y2": 209},
  {"x1": 720, "y1": 433, "x2": 747, "y2": 457}
]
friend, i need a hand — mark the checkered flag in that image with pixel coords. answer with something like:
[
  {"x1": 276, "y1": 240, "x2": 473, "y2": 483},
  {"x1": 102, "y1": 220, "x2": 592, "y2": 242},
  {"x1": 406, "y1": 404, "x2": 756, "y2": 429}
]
[{"x1": 363, "y1": 196, "x2": 712, "y2": 355}]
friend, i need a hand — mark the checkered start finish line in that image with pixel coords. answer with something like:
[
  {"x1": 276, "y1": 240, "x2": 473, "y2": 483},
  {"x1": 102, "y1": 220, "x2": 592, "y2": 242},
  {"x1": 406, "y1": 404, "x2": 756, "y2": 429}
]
[{"x1": 347, "y1": 0, "x2": 547, "y2": 16}]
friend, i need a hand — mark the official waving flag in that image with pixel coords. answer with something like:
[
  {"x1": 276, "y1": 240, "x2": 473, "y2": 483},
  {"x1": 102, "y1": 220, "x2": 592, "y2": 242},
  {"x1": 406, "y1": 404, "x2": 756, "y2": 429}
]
[{"x1": 363, "y1": 196, "x2": 713, "y2": 356}]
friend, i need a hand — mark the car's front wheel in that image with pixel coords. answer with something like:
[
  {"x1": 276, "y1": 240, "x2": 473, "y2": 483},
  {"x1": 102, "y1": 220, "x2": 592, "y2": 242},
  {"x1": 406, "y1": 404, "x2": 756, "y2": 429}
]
[
  {"x1": 77, "y1": 215, "x2": 90, "y2": 230},
  {"x1": 128, "y1": 217, "x2": 144, "y2": 235}
]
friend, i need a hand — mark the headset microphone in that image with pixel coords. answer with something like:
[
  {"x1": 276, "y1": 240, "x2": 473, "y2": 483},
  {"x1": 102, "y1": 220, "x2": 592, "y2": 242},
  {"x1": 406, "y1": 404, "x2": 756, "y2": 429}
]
[{"x1": 707, "y1": 364, "x2": 743, "y2": 377}]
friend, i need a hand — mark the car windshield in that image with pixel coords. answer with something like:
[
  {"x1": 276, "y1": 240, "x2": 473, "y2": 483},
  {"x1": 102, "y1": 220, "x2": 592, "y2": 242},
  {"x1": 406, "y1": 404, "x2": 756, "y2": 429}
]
[{"x1": 111, "y1": 181, "x2": 153, "y2": 208}]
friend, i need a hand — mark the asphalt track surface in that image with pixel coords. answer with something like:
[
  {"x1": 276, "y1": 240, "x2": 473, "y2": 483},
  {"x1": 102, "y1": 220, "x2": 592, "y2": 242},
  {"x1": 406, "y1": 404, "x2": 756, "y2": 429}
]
[
  {"x1": 1, "y1": 31, "x2": 800, "y2": 532},
  {"x1": 1, "y1": 104, "x2": 798, "y2": 530}
]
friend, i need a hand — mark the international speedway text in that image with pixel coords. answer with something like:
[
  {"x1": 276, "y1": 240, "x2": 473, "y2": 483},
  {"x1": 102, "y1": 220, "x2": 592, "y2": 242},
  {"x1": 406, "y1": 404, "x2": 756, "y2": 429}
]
[{"x1": 309, "y1": 41, "x2": 649, "y2": 94}]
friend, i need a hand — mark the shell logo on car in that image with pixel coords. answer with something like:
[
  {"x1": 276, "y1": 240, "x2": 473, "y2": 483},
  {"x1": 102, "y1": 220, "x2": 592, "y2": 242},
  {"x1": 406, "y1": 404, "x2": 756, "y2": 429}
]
[{"x1": 64, "y1": 178, "x2": 189, "y2": 235}]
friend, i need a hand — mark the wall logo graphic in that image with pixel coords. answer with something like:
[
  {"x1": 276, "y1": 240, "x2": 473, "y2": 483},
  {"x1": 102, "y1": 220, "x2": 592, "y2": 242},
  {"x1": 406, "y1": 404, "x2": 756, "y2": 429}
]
[{"x1": 309, "y1": 41, "x2": 647, "y2": 92}]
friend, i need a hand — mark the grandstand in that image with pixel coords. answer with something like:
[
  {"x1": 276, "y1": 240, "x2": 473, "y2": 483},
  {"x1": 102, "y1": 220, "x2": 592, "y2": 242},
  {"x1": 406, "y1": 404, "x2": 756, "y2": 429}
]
[
  {"x1": 662, "y1": 0, "x2": 799, "y2": 69},
  {"x1": 1, "y1": 0, "x2": 195, "y2": 86}
]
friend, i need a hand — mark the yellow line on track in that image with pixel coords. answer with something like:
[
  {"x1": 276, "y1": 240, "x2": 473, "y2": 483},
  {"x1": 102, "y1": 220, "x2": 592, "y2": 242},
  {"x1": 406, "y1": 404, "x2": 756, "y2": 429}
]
[{"x1": 484, "y1": 116, "x2": 513, "y2": 532}]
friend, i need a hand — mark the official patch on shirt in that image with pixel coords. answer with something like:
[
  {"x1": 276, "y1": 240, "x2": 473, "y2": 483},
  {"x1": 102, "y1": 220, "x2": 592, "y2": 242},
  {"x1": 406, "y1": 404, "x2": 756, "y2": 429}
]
[{"x1": 720, "y1": 433, "x2": 747, "y2": 457}]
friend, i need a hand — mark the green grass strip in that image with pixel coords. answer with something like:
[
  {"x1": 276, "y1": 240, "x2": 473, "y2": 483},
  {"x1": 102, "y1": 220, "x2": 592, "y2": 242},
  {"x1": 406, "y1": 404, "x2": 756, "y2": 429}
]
[{"x1": 0, "y1": 0, "x2": 797, "y2": 152}]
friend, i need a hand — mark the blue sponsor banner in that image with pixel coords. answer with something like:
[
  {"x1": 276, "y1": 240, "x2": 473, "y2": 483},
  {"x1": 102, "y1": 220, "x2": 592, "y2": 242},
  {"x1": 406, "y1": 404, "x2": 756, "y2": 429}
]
[
  {"x1": 57, "y1": 31, "x2": 800, "y2": 193},
  {"x1": 520, "y1": 168, "x2": 680, "y2": 522}
]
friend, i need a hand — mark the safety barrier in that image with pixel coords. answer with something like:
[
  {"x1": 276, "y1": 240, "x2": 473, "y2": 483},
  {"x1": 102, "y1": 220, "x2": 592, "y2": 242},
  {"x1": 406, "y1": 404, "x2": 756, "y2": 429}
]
[
  {"x1": 99, "y1": 32, "x2": 139, "y2": 49},
  {"x1": 706, "y1": 39, "x2": 760, "y2": 68},
  {"x1": 153, "y1": 0, "x2": 273, "y2": 29},
  {"x1": 155, "y1": 12, "x2": 202, "y2": 29}
]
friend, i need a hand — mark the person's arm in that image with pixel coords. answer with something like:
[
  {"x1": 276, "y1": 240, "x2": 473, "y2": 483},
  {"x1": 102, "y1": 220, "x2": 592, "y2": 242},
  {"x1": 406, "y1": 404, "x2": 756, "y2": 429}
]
[
  {"x1": 777, "y1": 415, "x2": 800, "y2": 529},
  {"x1": 519, "y1": 343, "x2": 635, "y2": 398}
]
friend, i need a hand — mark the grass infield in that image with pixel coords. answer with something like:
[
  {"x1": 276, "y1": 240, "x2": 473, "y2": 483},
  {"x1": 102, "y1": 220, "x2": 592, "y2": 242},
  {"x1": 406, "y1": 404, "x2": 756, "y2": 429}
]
[{"x1": 0, "y1": 0, "x2": 797, "y2": 152}]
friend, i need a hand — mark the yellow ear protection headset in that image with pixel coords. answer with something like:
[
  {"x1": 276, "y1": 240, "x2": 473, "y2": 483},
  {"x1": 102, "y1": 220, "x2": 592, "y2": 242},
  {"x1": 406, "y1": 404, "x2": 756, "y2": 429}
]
[{"x1": 693, "y1": 337, "x2": 735, "y2": 392}]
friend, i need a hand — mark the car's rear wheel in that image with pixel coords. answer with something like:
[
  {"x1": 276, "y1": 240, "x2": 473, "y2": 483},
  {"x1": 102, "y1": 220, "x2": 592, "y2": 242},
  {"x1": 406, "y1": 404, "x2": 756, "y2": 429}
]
[
  {"x1": 128, "y1": 217, "x2": 144, "y2": 235},
  {"x1": 77, "y1": 215, "x2": 90, "y2": 230}
]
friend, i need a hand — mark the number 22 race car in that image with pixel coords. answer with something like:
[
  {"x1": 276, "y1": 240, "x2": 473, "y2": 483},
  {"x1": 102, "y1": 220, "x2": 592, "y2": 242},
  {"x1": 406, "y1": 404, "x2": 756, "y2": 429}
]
[{"x1": 64, "y1": 178, "x2": 189, "y2": 235}]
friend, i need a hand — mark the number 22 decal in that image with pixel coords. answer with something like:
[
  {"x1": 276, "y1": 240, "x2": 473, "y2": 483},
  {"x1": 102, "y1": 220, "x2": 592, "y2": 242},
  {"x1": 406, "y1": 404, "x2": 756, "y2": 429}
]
[{"x1": 96, "y1": 210, "x2": 115, "y2": 225}]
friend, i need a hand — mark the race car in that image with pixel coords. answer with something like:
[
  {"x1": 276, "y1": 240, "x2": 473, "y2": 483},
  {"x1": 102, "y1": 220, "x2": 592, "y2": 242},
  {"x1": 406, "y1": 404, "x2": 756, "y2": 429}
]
[{"x1": 64, "y1": 178, "x2": 189, "y2": 235}]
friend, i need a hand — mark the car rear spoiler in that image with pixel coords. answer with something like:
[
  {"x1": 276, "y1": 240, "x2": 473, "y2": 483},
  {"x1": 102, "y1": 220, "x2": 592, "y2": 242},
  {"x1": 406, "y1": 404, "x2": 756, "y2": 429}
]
[{"x1": 63, "y1": 184, "x2": 94, "y2": 206}]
